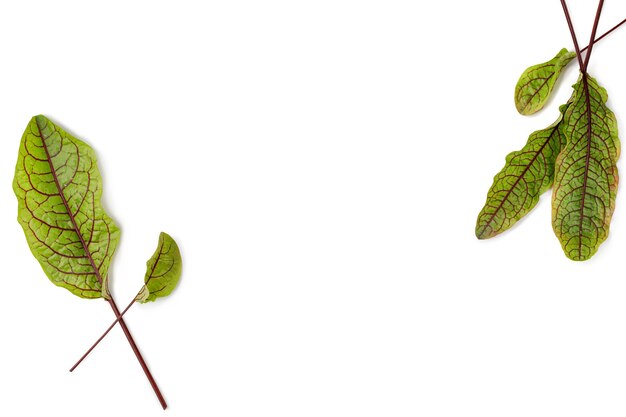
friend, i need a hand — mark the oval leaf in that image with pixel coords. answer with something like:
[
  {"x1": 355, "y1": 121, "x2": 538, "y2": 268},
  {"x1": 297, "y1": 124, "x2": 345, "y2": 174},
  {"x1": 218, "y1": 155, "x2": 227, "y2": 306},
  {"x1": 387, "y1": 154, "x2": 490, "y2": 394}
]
[
  {"x1": 514, "y1": 48, "x2": 576, "y2": 115},
  {"x1": 136, "y1": 232, "x2": 182, "y2": 303},
  {"x1": 13, "y1": 115, "x2": 120, "y2": 298},
  {"x1": 476, "y1": 105, "x2": 569, "y2": 239},
  {"x1": 552, "y1": 74, "x2": 620, "y2": 261}
]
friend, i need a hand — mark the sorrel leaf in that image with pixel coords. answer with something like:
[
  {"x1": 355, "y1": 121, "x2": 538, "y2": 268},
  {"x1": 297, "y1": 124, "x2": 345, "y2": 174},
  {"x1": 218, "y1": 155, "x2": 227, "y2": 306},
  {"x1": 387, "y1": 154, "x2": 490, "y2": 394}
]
[
  {"x1": 136, "y1": 232, "x2": 182, "y2": 303},
  {"x1": 514, "y1": 48, "x2": 576, "y2": 115},
  {"x1": 475, "y1": 103, "x2": 569, "y2": 239},
  {"x1": 552, "y1": 74, "x2": 620, "y2": 261},
  {"x1": 13, "y1": 115, "x2": 120, "y2": 298}
]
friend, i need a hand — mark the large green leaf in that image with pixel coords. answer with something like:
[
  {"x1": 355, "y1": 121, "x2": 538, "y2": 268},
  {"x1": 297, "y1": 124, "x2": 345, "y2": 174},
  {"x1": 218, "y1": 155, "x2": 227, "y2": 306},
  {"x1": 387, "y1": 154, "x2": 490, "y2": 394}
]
[
  {"x1": 13, "y1": 115, "x2": 120, "y2": 298},
  {"x1": 475, "y1": 104, "x2": 569, "y2": 239},
  {"x1": 552, "y1": 74, "x2": 620, "y2": 261},
  {"x1": 514, "y1": 48, "x2": 576, "y2": 115},
  {"x1": 136, "y1": 232, "x2": 182, "y2": 303}
]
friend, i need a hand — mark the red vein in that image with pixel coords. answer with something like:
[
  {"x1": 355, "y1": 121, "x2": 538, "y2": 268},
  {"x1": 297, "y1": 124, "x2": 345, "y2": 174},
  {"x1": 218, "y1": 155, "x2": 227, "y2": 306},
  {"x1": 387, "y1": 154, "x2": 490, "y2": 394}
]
[
  {"x1": 578, "y1": 73, "x2": 593, "y2": 256},
  {"x1": 37, "y1": 119, "x2": 106, "y2": 288}
]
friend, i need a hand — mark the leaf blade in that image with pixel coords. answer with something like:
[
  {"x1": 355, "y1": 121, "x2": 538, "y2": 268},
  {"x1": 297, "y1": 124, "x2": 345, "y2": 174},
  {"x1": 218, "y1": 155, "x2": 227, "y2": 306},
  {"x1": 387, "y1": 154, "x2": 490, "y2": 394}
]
[
  {"x1": 13, "y1": 115, "x2": 120, "y2": 298},
  {"x1": 136, "y1": 232, "x2": 182, "y2": 303},
  {"x1": 552, "y1": 74, "x2": 620, "y2": 261},
  {"x1": 476, "y1": 106, "x2": 568, "y2": 239},
  {"x1": 514, "y1": 48, "x2": 576, "y2": 115}
]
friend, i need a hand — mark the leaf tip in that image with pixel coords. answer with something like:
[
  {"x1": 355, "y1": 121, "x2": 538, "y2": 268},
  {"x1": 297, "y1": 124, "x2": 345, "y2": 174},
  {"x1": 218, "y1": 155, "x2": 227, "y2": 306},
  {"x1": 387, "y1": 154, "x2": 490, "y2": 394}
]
[
  {"x1": 563, "y1": 250, "x2": 595, "y2": 262},
  {"x1": 475, "y1": 224, "x2": 492, "y2": 240},
  {"x1": 514, "y1": 101, "x2": 528, "y2": 116},
  {"x1": 33, "y1": 114, "x2": 48, "y2": 126}
]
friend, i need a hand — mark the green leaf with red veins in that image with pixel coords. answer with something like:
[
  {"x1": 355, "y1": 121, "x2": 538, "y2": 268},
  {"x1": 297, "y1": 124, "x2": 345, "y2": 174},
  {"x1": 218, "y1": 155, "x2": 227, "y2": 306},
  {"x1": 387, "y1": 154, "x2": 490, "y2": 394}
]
[
  {"x1": 514, "y1": 48, "x2": 576, "y2": 115},
  {"x1": 552, "y1": 74, "x2": 620, "y2": 261},
  {"x1": 476, "y1": 101, "x2": 570, "y2": 239},
  {"x1": 136, "y1": 232, "x2": 182, "y2": 303},
  {"x1": 13, "y1": 115, "x2": 120, "y2": 298}
]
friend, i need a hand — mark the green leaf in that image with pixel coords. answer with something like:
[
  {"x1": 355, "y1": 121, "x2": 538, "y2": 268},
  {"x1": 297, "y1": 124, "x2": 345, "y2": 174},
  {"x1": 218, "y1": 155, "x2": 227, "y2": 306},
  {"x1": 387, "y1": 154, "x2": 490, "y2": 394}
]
[
  {"x1": 475, "y1": 104, "x2": 569, "y2": 239},
  {"x1": 552, "y1": 74, "x2": 620, "y2": 261},
  {"x1": 13, "y1": 115, "x2": 120, "y2": 298},
  {"x1": 514, "y1": 48, "x2": 576, "y2": 115},
  {"x1": 136, "y1": 232, "x2": 182, "y2": 303}
]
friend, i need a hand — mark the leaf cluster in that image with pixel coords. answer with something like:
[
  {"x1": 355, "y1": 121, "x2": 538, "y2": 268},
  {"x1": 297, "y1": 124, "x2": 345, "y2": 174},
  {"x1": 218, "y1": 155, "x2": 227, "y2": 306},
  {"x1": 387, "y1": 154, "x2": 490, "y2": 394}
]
[{"x1": 476, "y1": 36, "x2": 620, "y2": 261}]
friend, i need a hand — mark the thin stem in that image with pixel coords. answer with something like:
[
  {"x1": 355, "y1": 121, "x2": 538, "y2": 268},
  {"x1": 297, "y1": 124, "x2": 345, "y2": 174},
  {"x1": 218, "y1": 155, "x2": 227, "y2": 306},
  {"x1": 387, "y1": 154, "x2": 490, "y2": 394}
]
[
  {"x1": 72, "y1": 295, "x2": 167, "y2": 409},
  {"x1": 580, "y1": 17, "x2": 626, "y2": 54},
  {"x1": 107, "y1": 298, "x2": 167, "y2": 410},
  {"x1": 583, "y1": 0, "x2": 605, "y2": 72},
  {"x1": 560, "y1": 0, "x2": 584, "y2": 70},
  {"x1": 70, "y1": 298, "x2": 137, "y2": 372}
]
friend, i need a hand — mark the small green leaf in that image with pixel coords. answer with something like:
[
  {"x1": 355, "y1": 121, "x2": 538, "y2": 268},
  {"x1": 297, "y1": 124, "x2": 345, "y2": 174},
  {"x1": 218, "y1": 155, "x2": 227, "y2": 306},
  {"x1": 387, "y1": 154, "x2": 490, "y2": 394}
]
[
  {"x1": 136, "y1": 232, "x2": 182, "y2": 303},
  {"x1": 13, "y1": 115, "x2": 120, "y2": 298},
  {"x1": 475, "y1": 104, "x2": 569, "y2": 239},
  {"x1": 514, "y1": 48, "x2": 576, "y2": 115},
  {"x1": 552, "y1": 74, "x2": 620, "y2": 261}
]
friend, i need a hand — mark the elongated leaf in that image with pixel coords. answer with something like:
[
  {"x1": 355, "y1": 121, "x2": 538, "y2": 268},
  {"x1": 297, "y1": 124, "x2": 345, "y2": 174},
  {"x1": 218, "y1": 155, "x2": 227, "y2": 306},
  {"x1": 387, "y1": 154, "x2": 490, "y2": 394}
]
[
  {"x1": 476, "y1": 104, "x2": 569, "y2": 239},
  {"x1": 514, "y1": 48, "x2": 576, "y2": 115},
  {"x1": 136, "y1": 233, "x2": 182, "y2": 303},
  {"x1": 552, "y1": 74, "x2": 620, "y2": 261},
  {"x1": 13, "y1": 115, "x2": 120, "y2": 298}
]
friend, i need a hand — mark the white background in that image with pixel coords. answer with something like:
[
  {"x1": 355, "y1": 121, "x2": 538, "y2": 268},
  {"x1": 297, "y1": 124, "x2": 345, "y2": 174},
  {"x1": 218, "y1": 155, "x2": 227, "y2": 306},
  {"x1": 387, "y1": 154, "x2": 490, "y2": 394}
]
[{"x1": 2, "y1": 1, "x2": 626, "y2": 416}]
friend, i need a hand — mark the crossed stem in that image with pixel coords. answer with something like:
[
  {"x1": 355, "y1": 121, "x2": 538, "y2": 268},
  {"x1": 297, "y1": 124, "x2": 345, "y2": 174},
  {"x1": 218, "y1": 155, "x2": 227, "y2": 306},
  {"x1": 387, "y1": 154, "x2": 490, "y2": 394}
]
[
  {"x1": 71, "y1": 290, "x2": 142, "y2": 372},
  {"x1": 560, "y1": 0, "x2": 605, "y2": 73},
  {"x1": 104, "y1": 297, "x2": 168, "y2": 409}
]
